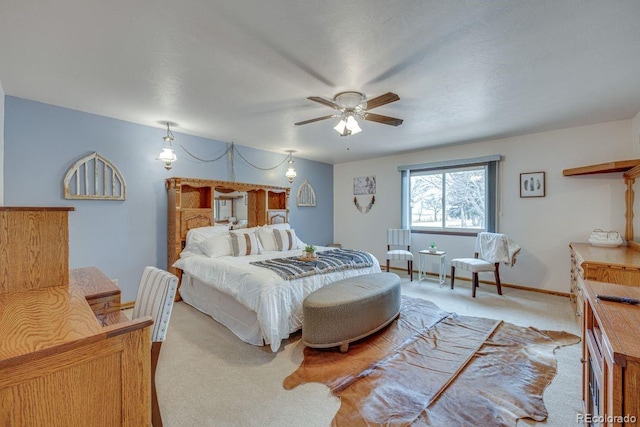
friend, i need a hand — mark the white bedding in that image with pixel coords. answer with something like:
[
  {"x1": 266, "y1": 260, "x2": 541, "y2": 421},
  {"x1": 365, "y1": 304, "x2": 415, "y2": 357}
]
[{"x1": 173, "y1": 247, "x2": 381, "y2": 351}]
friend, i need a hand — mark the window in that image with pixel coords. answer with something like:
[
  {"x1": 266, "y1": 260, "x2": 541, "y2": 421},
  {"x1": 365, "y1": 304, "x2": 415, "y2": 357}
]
[
  {"x1": 411, "y1": 165, "x2": 487, "y2": 231},
  {"x1": 399, "y1": 155, "x2": 500, "y2": 234}
]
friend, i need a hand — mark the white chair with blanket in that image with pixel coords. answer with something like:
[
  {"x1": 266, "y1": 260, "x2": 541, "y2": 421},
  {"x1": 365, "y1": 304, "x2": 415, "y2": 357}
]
[
  {"x1": 450, "y1": 232, "x2": 520, "y2": 298},
  {"x1": 386, "y1": 229, "x2": 413, "y2": 281}
]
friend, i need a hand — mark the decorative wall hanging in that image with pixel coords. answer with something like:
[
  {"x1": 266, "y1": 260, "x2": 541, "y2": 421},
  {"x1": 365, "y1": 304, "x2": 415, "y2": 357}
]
[
  {"x1": 353, "y1": 175, "x2": 376, "y2": 195},
  {"x1": 354, "y1": 195, "x2": 375, "y2": 214},
  {"x1": 63, "y1": 152, "x2": 126, "y2": 200},
  {"x1": 353, "y1": 175, "x2": 376, "y2": 213},
  {"x1": 520, "y1": 171, "x2": 545, "y2": 198},
  {"x1": 296, "y1": 180, "x2": 316, "y2": 206}
]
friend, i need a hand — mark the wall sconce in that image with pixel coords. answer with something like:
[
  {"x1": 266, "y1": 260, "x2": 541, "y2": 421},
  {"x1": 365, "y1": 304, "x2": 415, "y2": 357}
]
[
  {"x1": 157, "y1": 122, "x2": 177, "y2": 170},
  {"x1": 285, "y1": 151, "x2": 297, "y2": 183}
]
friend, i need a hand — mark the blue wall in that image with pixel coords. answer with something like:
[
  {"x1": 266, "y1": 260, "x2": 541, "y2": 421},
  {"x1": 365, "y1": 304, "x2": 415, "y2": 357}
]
[{"x1": 4, "y1": 96, "x2": 333, "y2": 301}]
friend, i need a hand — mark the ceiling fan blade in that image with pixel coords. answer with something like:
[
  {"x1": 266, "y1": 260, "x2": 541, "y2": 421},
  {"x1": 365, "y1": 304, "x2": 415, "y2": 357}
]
[
  {"x1": 307, "y1": 96, "x2": 342, "y2": 110},
  {"x1": 363, "y1": 112, "x2": 403, "y2": 126},
  {"x1": 295, "y1": 115, "x2": 336, "y2": 126},
  {"x1": 362, "y1": 92, "x2": 400, "y2": 110}
]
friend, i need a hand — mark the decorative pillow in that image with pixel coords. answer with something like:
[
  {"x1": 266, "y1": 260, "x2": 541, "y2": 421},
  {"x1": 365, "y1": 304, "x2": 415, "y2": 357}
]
[
  {"x1": 230, "y1": 227, "x2": 260, "y2": 235},
  {"x1": 184, "y1": 224, "x2": 230, "y2": 255},
  {"x1": 231, "y1": 227, "x2": 264, "y2": 252},
  {"x1": 230, "y1": 231, "x2": 261, "y2": 256},
  {"x1": 273, "y1": 228, "x2": 298, "y2": 251},
  {"x1": 198, "y1": 234, "x2": 232, "y2": 258},
  {"x1": 257, "y1": 226, "x2": 277, "y2": 251}
]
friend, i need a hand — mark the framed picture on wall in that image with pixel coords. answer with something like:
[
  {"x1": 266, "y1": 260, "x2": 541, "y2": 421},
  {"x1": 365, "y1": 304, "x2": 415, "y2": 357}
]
[
  {"x1": 520, "y1": 172, "x2": 545, "y2": 198},
  {"x1": 353, "y1": 176, "x2": 376, "y2": 195}
]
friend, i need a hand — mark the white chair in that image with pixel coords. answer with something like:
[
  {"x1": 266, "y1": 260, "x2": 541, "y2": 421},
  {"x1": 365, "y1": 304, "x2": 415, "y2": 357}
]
[
  {"x1": 386, "y1": 229, "x2": 414, "y2": 281},
  {"x1": 132, "y1": 266, "x2": 179, "y2": 427},
  {"x1": 450, "y1": 232, "x2": 520, "y2": 298}
]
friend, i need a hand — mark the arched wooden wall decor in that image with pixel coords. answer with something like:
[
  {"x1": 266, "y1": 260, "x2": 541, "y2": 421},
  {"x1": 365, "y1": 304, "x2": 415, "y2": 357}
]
[
  {"x1": 63, "y1": 152, "x2": 126, "y2": 200},
  {"x1": 296, "y1": 180, "x2": 316, "y2": 207}
]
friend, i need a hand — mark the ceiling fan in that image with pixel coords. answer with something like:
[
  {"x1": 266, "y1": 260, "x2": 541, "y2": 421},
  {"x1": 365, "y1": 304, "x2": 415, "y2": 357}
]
[{"x1": 295, "y1": 91, "x2": 403, "y2": 136}]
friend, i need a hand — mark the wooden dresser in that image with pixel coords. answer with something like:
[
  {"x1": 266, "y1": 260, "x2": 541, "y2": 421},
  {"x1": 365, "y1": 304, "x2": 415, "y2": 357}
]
[
  {"x1": 581, "y1": 280, "x2": 640, "y2": 426},
  {"x1": 0, "y1": 207, "x2": 71, "y2": 292},
  {"x1": 569, "y1": 243, "x2": 640, "y2": 322},
  {"x1": 70, "y1": 266, "x2": 122, "y2": 316},
  {"x1": 0, "y1": 207, "x2": 152, "y2": 426}
]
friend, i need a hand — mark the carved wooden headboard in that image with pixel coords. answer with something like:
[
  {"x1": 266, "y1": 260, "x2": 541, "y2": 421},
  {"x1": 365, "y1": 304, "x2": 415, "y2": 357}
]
[{"x1": 166, "y1": 177, "x2": 290, "y2": 296}]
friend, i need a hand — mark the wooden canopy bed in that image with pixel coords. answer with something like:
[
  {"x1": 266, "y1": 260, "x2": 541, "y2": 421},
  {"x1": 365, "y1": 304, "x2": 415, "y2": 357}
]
[
  {"x1": 166, "y1": 177, "x2": 291, "y2": 281},
  {"x1": 166, "y1": 177, "x2": 381, "y2": 352}
]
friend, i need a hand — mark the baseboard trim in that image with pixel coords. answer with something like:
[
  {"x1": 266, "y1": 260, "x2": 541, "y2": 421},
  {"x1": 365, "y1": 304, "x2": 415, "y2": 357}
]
[{"x1": 386, "y1": 266, "x2": 570, "y2": 298}]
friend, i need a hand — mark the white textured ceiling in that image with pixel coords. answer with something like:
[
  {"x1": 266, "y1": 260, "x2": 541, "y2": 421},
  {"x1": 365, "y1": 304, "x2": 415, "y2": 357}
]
[{"x1": 1, "y1": 1, "x2": 639, "y2": 164}]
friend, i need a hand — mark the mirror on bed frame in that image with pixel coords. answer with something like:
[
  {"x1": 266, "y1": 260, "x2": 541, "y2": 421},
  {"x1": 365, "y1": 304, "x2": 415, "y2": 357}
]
[
  {"x1": 214, "y1": 190, "x2": 247, "y2": 224},
  {"x1": 166, "y1": 177, "x2": 290, "y2": 296}
]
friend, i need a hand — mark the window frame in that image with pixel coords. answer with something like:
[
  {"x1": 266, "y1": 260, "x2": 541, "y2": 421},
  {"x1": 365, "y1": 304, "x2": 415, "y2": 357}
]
[
  {"x1": 409, "y1": 164, "x2": 489, "y2": 233},
  {"x1": 399, "y1": 155, "x2": 501, "y2": 236}
]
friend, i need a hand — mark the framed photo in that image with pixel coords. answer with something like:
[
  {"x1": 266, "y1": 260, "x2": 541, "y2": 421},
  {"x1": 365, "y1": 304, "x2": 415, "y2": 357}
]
[
  {"x1": 520, "y1": 172, "x2": 545, "y2": 198},
  {"x1": 353, "y1": 176, "x2": 376, "y2": 195}
]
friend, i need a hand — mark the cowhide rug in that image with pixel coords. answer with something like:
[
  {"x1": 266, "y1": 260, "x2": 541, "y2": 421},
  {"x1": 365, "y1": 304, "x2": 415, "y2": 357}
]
[{"x1": 283, "y1": 296, "x2": 580, "y2": 427}]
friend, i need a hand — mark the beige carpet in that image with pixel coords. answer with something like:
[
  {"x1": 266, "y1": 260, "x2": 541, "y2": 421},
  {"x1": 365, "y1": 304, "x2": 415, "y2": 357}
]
[{"x1": 154, "y1": 277, "x2": 583, "y2": 427}]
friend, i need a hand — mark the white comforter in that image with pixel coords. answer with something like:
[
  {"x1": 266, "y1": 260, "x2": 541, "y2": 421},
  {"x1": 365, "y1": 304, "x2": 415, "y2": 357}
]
[{"x1": 173, "y1": 247, "x2": 381, "y2": 351}]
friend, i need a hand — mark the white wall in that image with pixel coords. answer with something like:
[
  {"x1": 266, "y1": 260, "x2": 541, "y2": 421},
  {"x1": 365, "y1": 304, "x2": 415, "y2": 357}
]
[
  {"x1": 335, "y1": 120, "x2": 633, "y2": 294},
  {"x1": 0, "y1": 80, "x2": 4, "y2": 205}
]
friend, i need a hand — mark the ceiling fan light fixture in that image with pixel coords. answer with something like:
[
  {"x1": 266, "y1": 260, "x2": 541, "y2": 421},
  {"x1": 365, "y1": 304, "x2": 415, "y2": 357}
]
[
  {"x1": 334, "y1": 114, "x2": 361, "y2": 137},
  {"x1": 346, "y1": 115, "x2": 362, "y2": 135},
  {"x1": 334, "y1": 119, "x2": 347, "y2": 135},
  {"x1": 297, "y1": 91, "x2": 401, "y2": 136}
]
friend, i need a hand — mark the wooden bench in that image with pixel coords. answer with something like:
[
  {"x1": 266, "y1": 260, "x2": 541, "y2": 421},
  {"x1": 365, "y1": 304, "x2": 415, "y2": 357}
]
[{"x1": 302, "y1": 272, "x2": 401, "y2": 352}]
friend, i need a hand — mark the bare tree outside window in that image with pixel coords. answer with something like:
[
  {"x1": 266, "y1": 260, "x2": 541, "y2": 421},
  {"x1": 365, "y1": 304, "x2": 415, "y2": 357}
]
[{"x1": 410, "y1": 166, "x2": 486, "y2": 230}]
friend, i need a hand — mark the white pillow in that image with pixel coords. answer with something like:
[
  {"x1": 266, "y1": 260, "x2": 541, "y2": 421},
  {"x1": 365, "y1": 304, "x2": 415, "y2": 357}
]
[
  {"x1": 264, "y1": 223, "x2": 291, "y2": 231},
  {"x1": 183, "y1": 224, "x2": 230, "y2": 255},
  {"x1": 230, "y1": 226, "x2": 258, "y2": 234},
  {"x1": 257, "y1": 226, "x2": 277, "y2": 251},
  {"x1": 198, "y1": 234, "x2": 233, "y2": 258},
  {"x1": 273, "y1": 228, "x2": 298, "y2": 251},
  {"x1": 230, "y1": 231, "x2": 261, "y2": 256},
  {"x1": 231, "y1": 227, "x2": 264, "y2": 252}
]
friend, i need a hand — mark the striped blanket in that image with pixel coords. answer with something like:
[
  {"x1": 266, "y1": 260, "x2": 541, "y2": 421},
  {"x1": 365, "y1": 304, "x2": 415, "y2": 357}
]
[{"x1": 250, "y1": 248, "x2": 375, "y2": 280}]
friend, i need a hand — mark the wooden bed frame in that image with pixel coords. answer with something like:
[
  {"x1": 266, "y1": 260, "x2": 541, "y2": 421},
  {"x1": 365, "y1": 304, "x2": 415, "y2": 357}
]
[{"x1": 166, "y1": 177, "x2": 290, "y2": 298}]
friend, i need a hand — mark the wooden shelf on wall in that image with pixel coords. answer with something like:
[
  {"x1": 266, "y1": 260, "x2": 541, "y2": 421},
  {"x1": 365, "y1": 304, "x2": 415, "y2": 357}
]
[
  {"x1": 563, "y1": 159, "x2": 640, "y2": 251},
  {"x1": 563, "y1": 159, "x2": 640, "y2": 176}
]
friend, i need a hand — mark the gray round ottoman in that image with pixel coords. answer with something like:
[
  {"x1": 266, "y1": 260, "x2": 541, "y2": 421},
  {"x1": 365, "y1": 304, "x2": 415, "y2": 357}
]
[{"x1": 302, "y1": 272, "x2": 401, "y2": 352}]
